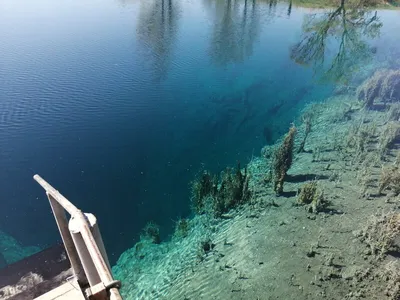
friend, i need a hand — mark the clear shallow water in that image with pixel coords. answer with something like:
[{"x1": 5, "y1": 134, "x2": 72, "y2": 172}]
[{"x1": 0, "y1": 0, "x2": 399, "y2": 265}]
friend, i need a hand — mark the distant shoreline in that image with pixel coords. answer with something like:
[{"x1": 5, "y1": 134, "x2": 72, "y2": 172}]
[{"x1": 288, "y1": 0, "x2": 400, "y2": 9}]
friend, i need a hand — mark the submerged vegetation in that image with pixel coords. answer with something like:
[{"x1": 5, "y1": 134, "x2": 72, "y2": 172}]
[
  {"x1": 112, "y1": 1, "x2": 400, "y2": 299},
  {"x1": 191, "y1": 163, "x2": 251, "y2": 216},
  {"x1": 297, "y1": 180, "x2": 329, "y2": 213},
  {"x1": 141, "y1": 222, "x2": 161, "y2": 244},
  {"x1": 379, "y1": 166, "x2": 400, "y2": 195},
  {"x1": 361, "y1": 212, "x2": 400, "y2": 257},
  {"x1": 297, "y1": 114, "x2": 312, "y2": 153},
  {"x1": 115, "y1": 94, "x2": 400, "y2": 299},
  {"x1": 273, "y1": 125, "x2": 297, "y2": 194},
  {"x1": 357, "y1": 69, "x2": 400, "y2": 108}
]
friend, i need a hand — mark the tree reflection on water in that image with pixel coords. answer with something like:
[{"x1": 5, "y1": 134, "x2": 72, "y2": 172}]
[
  {"x1": 134, "y1": 0, "x2": 383, "y2": 81},
  {"x1": 290, "y1": 0, "x2": 382, "y2": 82},
  {"x1": 205, "y1": 0, "x2": 264, "y2": 66},
  {"x1": 136, "y1": 0, "x2": 180, "y2": 81}
]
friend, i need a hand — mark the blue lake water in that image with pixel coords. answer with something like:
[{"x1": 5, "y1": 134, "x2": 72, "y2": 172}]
[{"x1": 0, "y1": 0, "x2": 399, "y2": 265}]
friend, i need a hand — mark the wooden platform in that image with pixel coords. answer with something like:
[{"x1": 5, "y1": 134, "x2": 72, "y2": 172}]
[
  {"x1": 35, "y1": 279, "x2": 85, "y2": 300},
  {"x1": 0, "y1": 244, "x2": 83, "y2": 300}
]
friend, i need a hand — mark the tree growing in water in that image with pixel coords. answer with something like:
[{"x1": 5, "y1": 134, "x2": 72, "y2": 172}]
[{"x1": 290, "y1": 0, "x2": 382, "y2": 82}]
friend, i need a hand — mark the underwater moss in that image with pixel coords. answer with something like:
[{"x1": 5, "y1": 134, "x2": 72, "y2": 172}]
[
  {"x1": 191, "y1": 163, "x2": 251, "y2": 217},
  {"x1": 386, "y1": 103, "x2": 400, "y2": 122},
  {"x1": 297, "y1": 181, "x2": 318, "y2": 205},
  {"x1": 357, "y1": 69, "x2": 400, "y2": 108},
  {"x1": 273, "y1": 125, "x2": 297, "y2": 194},
  {"x1": 361, "y1": 212, "x2": 400, "y2": 257},
  {"x1": 141, "y1": 222, "x2": 161, "y2": 244},
  {"x1": 297, "y1": 114, "x2": 312, "y2": 153},
  {"x1": 343, "y1": 121, "x2": 377, "y2": 163},
  {"x1": 173, "y1": 218, "x2": 190, "y2": 239},
  {"x1": 378, "y1": 166, "x2": 400, "y2": 196},
  {"x1": 308, "y1": 189, "x2": 327, "y2": 214},
  {"x1": 297, "y1": 181, "x2": 328, "y2": 213},
  {"x1": 216, "y1": 163, "x2": 250, "y2": 214},
  {"x1": 190, "y1": 171, "x2": 218, "y2": 214},
  {"x1": 378, "y1": 122, "x2": 400, "y2": 160}
]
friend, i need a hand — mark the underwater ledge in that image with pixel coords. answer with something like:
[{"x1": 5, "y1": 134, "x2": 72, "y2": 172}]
[{"x1": 112, "y1": 67, "x2": 400, "y2": 300}]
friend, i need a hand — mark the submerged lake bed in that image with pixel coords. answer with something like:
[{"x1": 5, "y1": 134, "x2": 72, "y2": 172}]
[{"x1": 1, "y1": 1, "x2": 400, "y2": 298}]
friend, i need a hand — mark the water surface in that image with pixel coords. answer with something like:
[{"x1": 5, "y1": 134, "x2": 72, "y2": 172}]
[{"x1": 0, "y1": 0, "x2": 399, "y2": 264}]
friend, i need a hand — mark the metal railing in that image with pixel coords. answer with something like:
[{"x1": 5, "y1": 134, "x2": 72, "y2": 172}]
[{"x1": 34, "y1": 175, "x2": 122, "y2": 300}]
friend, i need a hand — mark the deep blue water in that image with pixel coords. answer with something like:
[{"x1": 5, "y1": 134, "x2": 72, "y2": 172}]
[{"x1": 0, "y1": 0, "x2": 399, "y2": 265}]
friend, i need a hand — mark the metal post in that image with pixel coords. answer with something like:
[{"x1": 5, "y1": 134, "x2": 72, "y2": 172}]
[
  {"x1": 34, "y1": 175, "x2": 123, "y2": 300},
  {"x1": 76, "y1": 213, "x2": 122, "y2": 300},
  {"x1": 47, "y1": 193, "x2": 87, "y2": 286},
  {"x1": 69, "y1": 213, "x2": 103, "y2": 287}
]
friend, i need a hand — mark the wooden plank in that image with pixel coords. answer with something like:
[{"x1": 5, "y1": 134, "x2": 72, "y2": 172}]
[{"x1": 35, "y1": 279, "x2": 85, "y2": 300}]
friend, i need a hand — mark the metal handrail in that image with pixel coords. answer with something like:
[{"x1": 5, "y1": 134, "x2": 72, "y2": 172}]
[{"x1": 33, "y1": 175, "x2": 122, "y2": 300}]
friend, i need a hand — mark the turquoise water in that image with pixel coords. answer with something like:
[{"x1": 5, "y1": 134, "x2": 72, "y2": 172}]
[{"x1": 0, "y1": 0, "x2": 399, "y2": 266}]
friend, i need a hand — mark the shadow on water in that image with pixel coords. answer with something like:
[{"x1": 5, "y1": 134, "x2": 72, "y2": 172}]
[{"x1": 290, "y1": 0, "x2": 382, "y2": 83}]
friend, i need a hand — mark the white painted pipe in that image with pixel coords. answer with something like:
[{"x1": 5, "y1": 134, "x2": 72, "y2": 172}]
[
  {"x1": 47, "y1": 194, "x2": 88, "y2": 286},
  {"x1": 34, "y1": 175, "x2": 122, "y2": 300},
  {"x1": 69, "y1": 213, "x2": 111, "y2": 287}
]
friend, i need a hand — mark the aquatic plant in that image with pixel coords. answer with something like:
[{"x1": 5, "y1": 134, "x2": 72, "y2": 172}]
[
  {"x1": 201, "y1": 238, "x2": 215, "y2": 254},
  {"x1": 356, "y1": 155, "x2": 379, "y2": 198},
  {"x1": 343, "y1": 121, "x2": 378, "y2": 163},
  {"x1": 378, "y1": 166, "x2": 400, "y2": 196},
  {"x1": 331, "y1": 101, "x2": 362, "y2": 123},
  {"x1": 395, "y1": 152, "x2": 400, "y2": 167},
  {"x1": 297, "y1": 114, "x2": 312, "y2": 153},
  {"x1": 261, "y1": 144, "x2": 276, "y2": 159},
  {"x1": 311, "y1": 146, "x2": 322, "y2": 162},
  {"x1": 215, "y1": 163, "x2": 251, "y2": 214},
  {"x1": 309, "y1": 190, "x2": 327, "y2": 214},
  {"x1": 191, "y1": 171, "x2": 218, "y2": 214},
  {"x1": 357, "y1": 69, "x2": 400, "y2": 108},
  {"x1": 173, "y1": 218, "x2": 190, "y2": 239},
  {"x1": 297, "y1": 181, "x2": 328, "y2": 213},
  {"x1": 133, "y1": 222, "x2": 162, "y2": 260},
  {"x1": 387, "y1": 103, "x2": 400, "y2": 122},
  {"x1": 141, "y1": 222, "x2": 161, "y2": 244},
  {"x1": 191, "y1": 163, "x2": 251, "y2": 216},
  {"x1": 361, "y1": 212, "x2": 400, "y2": 258},
  {"x1": 196, "y1": 237, "x2": 216, "y2": 262},
  {"x1": 273, "y1": 125, "x2": 297, "y2": 194},
  {"x1": 297, "y1": 181, "x2": 318, "y2": 205},
  {"x1": 378, "y1": 122, "x2": 400, "y2": 160}
]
